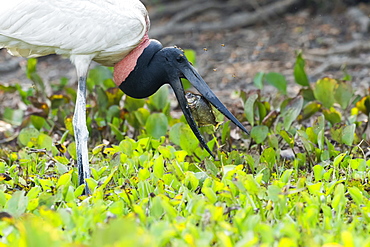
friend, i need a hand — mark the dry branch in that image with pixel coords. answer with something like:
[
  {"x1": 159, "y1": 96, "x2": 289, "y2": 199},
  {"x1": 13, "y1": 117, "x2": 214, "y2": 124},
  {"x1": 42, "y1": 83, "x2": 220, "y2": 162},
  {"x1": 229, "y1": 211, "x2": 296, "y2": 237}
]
[
  {"x1": 306, "y1": 55, "x2": 370, "y2": 76},
  {"x1": 307, "y1": 40, "x2": 370, "y2": 56},
  {"x1": 149, "y1": 0, "x2": 302, "y2": 37}
]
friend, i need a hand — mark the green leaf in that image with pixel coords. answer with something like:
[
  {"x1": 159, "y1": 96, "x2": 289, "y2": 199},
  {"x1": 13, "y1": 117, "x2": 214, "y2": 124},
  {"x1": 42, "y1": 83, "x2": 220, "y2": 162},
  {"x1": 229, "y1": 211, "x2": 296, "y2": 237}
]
[
  {"x1": 265, "y1": 72, "x2": 287, "y2": 95},
  {"x1": 37, "y1": 133, "x2": 53, "y2": 151},
  {"x1": 334, "y1": 81, "x2": 353, "y2": 109},
  {"x1": 348, "y1": 187, "x2": 363, "y2": 205},
  {"x1": 56, "y1": 172, "x2": 72, "y2": 188},
  {"x1": 169, "y1": 122, "x2": 199, "y2": 154},
  {"x1": 313, "y1": 165, "x2": 324, "y2": 181},
  {"x1": 280, "y1": 169, "x2": 293, "y2": 183},
  {"x1": 133, "y1": 108, "x2": 150, "y2": 126},
  {"x1": 202, "y1": 187, "x2": 217, "y2": 203},
  {"x1": 145, "y1": 113, "x2": 168, "y2": 139},
  {"x1": 301, "y1": 102, "x2": 321, "y2": 121},
  {"x1": 313, "y1": 78, "x2": 337, "y2": 108},
  {"x1": 280, "y1": 96, "x2": 303, "y2": 130},
  {"x1": 244, "y1": 94, "x2": 258, "y2": 127},
  {"x1": 253, "y1": 72, "x2": 265, "y2": 89},
  {"x1": 124, "y1": 96, "x2": 146, "y2": 112},
  {"x1": 341, "y1": 124, "x2": 355, "y2": 146},
  {"x1": 251, "y1": 125, "x2": 269, "y2": 144},
  {"x1": 153, "y1": 155, "x2": 164, "y2": 179},
  {"x1": 18, "y1": 128, "x2": 40, "y2": 147},
  {"x1": 261, "y1": 147, "x2": 276, "y2": 167},
  {"x1": 147, "y1": 85, "x2": 169, "y2": 111},
  {"x1": 323, "y1": 107, "x2": 342, "y2": 125},
  {"x1": 293, "y1": 52, "x2": 310, "y2": 86},
  {"x1": 205, "y1": 160, "x2": 218, "y2": 177},
  {"x1": 3, "y1": 107, "x2": 24, "y2": 125},
  {"x1": 280, "y1": 130, "x2": 294, "y2": 148},
  {"x1": 67, "y1": 142, "x2": 77, "y2": 160}
]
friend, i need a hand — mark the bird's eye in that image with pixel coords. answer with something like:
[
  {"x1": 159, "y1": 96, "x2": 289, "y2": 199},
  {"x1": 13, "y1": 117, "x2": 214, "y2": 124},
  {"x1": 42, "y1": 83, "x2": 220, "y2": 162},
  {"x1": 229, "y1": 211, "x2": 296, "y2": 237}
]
[{"x1": 176, "y1": 54, "x2": 185, "y2": 63}]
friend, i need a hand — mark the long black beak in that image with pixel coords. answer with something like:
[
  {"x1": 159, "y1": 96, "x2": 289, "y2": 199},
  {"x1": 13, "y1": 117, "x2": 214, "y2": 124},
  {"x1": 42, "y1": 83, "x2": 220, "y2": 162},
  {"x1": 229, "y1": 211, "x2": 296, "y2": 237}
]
[{"x1": 168, "y1": 60, "x2": 249, "y2": 158}]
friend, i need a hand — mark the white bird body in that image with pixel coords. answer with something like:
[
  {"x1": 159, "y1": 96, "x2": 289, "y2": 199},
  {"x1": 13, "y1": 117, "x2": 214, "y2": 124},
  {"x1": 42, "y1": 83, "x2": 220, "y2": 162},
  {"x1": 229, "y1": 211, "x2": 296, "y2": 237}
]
[
  {"x1": 0, "y1": 0, "x2": 150, "y2": 194},
  {"x1": 0, "y1": 0, "x2": 149, "y2": 66}
]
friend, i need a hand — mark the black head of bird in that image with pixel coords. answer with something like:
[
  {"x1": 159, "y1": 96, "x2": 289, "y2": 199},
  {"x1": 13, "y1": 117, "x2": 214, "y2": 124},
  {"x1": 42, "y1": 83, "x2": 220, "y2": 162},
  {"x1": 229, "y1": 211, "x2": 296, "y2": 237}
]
[{"x1": 119, "y1": 39, "x2": 249, "y2": 157}]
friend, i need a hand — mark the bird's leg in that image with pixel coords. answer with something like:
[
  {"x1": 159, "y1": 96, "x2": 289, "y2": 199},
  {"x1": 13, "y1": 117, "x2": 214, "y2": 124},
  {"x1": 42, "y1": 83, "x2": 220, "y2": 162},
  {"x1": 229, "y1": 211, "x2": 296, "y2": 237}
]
[
  {"x1": 73, "y1": 76, "x2": 90, "y2": 194},
  {"x1": 71, "y1": 55, "x2": 93, "y2": 195}
]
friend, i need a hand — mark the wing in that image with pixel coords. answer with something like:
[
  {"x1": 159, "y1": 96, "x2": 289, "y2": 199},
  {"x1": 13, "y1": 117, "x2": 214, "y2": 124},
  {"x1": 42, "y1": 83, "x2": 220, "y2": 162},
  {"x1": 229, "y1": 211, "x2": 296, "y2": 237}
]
[{"x1": 0, "y1": 0, "x2": 149, "y2": 64}]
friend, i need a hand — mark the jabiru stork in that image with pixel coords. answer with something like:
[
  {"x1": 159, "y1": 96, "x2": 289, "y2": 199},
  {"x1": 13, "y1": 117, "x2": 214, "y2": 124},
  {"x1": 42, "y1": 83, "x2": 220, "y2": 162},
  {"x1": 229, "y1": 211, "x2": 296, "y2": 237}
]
[{"x1": 0, "y1": 0, "x2": 249, "y2": 194}]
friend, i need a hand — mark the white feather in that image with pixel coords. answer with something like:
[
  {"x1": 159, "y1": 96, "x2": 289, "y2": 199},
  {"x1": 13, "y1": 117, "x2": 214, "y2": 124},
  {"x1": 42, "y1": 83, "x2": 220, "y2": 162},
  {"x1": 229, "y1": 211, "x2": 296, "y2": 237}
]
[{"x1": 0, "y1": 0, "x2": 149, "y2": 66}]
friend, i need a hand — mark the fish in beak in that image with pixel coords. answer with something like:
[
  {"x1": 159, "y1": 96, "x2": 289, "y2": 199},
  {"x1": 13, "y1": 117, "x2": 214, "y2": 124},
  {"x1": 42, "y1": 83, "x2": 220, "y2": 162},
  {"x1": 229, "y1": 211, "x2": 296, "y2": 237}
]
[{"x1": 119, "y1": 40, "x2": 249, "y2": 157}]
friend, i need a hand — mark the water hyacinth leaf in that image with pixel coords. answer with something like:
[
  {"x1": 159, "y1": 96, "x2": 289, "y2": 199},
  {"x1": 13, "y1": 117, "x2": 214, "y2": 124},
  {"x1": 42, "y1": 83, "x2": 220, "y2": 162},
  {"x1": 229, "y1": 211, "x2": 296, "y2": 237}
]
[
  {"x1": 323, "y1": 108, "x2": 342, "y2": 125},
  {"x1": 147, "y1": 85, "x2": 169, "y2": 111},
  {"x1": 133, "y1": 108, "x2": 150, "y2": 126},
  {"x1": 355, "y1": 95, "x2": 370, "y2": 115},
  {"x1": 126, "y1": 112, "x2": 141, "y2": 129},
  {"x1": 205, "y1": 159, "x2": 218, "y2": 177},
  {"x1": 334, "y1": 81, "x2": 353, "y2": 109},
  {"x1": 169, "y1": 122, "x2": 199, "y2": 153},
  {"x1": 280, "y1": 130, "x2": 294, "y2": 148},
  {"x1": 348, "y1": 187, "x2": 363, "y2": 205},
  {"x1": 96, "y1": 86, "x2": 109, "y2": 112},
  {"x1": 145, "y1": 113, "x2": 168, "y2": 139},
  {"x1": 106, "y1": 105, "x2": 121, "y2": 123},
  {"x1": 6, "y1": 191, "x2": 28, "y2": 217},
  {"x1": 280, "y1": 169, "x2": 293, "y2": 183},
  {"x1": 202, "y1": 187, "x2": 217, "y2": 203},
  {"x1": 64, "y1": 117, "x2": 74, "y2": 136},
  {"x1": 244, "y1": 93, "x2": 258, "y2": 127},
  {"x1": 26, "y1": 58, "x2": 44, "y2": 91},
  {"x1": 281, "y1": 95, "x2": 303, "y2": 130},
  {"x1": 67, "y1": 142, "x2": 77, "y2": 160},
  {"x1": 300, "y1": 102, "x2": 321, "y2": 121},
  {"x1": 50, "y1": 94, "x2": 69, "y2": 109},
  {"x1": 313, "y1": 165, "x2": 325, "y2": 181},
  {"x1": 109, "y1": 123, "x2": 124, "y2": 141},
  {"x1": 341, "y1": 124, "x2": 355, "y2": 146},
  {"x1": 333, "y1": 153, "x2": 346, "y2": 167},
  {"x1": 18, "y1": 127, "x2": 40, "y2": 147},
  {"x1": 261, "y1": 147, "x2": 276, "y2": 167},
  {"x1": 30, "y1": 115, "x2": 46, "y2": 130},
  {"x1": 294, "y1": 52, "x2": 310, "y2": 86},
  {"x1": 313, "y1": 78, "x2": 337, "y2": 108},
  {"x1": 37, "y1": 133, "x2": 53, "y2": 150},
  {"x1": 256, "y1": 101, "x2": 268, "y2": 124},
  {"x1": 184, "y1": 172, "x2": 199, "y2": 190},
  {"x1": 300, "y1": 87, "x2": 315, "y2": 101},
  {"x1": 153, "y1": 155, "x2": 164, "y2": 179},
  {"x1": 3, "y1": 107, "x2": 24, "y2": 125},
  {"x1": 221, "y1": 121, "x2": 230, "y2": 144},
  {"x1": 251, "y1": 125, "x2": 269, "y2": 144},
  {"x1": 262, "y1": 110, "x2": 279, "y2": 127},
  {"x1": 265, "y1": 72, "x2": 287, "y2": 95},
  {"x1": 106, "y1": 87, "x2": 124, "y2": 106},
  {"x1": 253, "y1": 72, "x2": 265, "y2": 89},
  {"x1": 297, "y1": 129, "x2": 313, "y2": 152},
  {"x1": 56, "y1": 172, "x2": 72, "y2": 188},
  {"x1": 332, "y1": 183, "x2": 346, "y2": 211},
  {"x1": 124, "y1": 96, "x2": 146, "y2": 112},
  {"x1": 90, "y1": 65, "x2": 112, "y2": 80}
]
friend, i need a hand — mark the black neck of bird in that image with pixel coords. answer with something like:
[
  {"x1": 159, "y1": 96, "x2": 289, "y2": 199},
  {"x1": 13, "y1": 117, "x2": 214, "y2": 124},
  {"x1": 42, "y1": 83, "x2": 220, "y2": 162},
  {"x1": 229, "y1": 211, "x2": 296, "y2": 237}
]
[{"x1": 119, "y1": 40, "x2": 167, "y2": 99}]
